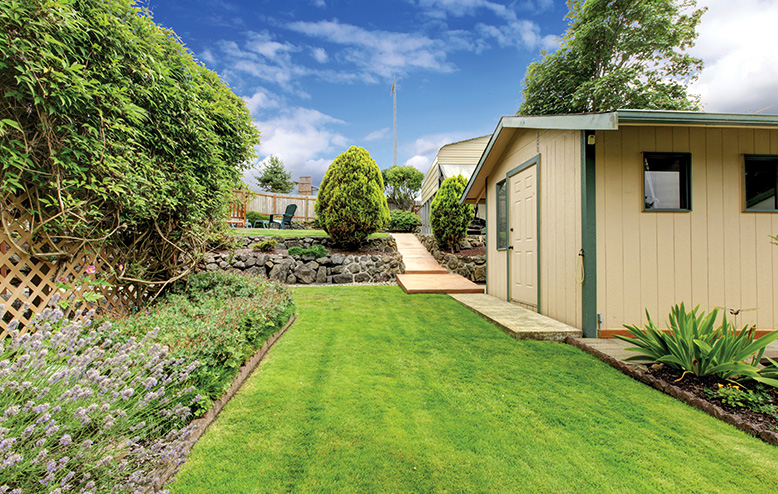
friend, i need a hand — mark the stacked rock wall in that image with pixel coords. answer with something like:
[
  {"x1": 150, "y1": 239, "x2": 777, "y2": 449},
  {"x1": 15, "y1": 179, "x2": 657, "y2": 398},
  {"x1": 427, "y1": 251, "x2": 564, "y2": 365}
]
[
  {"x1": 414, "y1": 234, "x2": 486, "y2": 283},
  {"x1": 203, "y1": 236, "x2": 404, "y2": 285}
]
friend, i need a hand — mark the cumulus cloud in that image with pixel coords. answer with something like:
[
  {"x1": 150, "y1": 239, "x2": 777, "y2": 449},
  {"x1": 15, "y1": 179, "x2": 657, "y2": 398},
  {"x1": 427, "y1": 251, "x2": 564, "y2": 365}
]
[
  {"x1": 250, "y1": 107, "x2": 349, "y2": 185},
  {"x1": 242, "y1": 88, "x2": 282, "y2": 117},
  {"x1": 311, "y1": 47, "x2": 328, "y2": 63},
  {"x1": 689, "y1": 0, "x2": 778, "y2": 114},
  {"x1": 287, "y1": 20, "x2": 455, "y2": 78}
]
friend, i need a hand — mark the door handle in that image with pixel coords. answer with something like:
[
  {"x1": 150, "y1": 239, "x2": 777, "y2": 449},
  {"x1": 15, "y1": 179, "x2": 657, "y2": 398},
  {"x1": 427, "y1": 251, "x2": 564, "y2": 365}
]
[{"x1": 508, "y1": 246, "x2": 514, "y2": 250}]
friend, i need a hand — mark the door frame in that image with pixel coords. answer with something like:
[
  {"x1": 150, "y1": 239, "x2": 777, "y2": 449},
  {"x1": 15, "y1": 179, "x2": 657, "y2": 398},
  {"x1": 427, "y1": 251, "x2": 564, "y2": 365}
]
[{"x1": 505, "y1": 154, "x2": 541, "y2": 311}]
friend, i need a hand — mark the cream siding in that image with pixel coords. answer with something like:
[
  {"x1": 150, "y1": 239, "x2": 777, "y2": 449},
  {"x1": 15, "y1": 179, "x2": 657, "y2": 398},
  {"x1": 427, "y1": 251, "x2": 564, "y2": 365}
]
[
  {"x1": 486, "y1": 129, "x2": 582, "y2": 327},
  {"x1": 420, "y1": 136, "x2": 490, "y2": 205},
  {"x1": 596, "y1": 126, "x2": 778, "y2": 332}
]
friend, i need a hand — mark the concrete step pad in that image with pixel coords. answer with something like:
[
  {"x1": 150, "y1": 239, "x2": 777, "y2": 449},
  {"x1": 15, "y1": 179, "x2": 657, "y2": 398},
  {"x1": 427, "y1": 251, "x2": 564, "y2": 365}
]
[{"x1": 397, "y1": 273, "x2": 484, "y2": 294}]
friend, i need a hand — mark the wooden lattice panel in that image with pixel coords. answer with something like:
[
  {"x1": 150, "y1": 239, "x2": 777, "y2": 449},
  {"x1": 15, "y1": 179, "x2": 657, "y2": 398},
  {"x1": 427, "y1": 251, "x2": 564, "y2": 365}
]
[{"x1": 1, "y1": 195, "x2": 148, "y2": 338}]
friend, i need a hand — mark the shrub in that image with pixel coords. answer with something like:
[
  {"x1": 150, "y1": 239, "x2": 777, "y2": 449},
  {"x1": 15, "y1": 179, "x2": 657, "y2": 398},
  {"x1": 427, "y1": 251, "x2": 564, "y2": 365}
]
[
  {"x1": 253, "y1": 239, "x2": 276, "y2": 252},
  {"x1": 246, "y1": 211, "x2": 270, "y2": 224},
  {"x1": 0, "y1": 1, "x2": 260, "y2": 284},
  {"x1": 0, "y1": 302, "x2": 200, "y2": 493},
  {"x1": 112, "y1": 272, "x2": 295, "y2": 415},
  {"x1": 315, "y1": 146, "x2": 389, "y2": 248},
  {"x1": 287, "y1": 245, "x2": 328, "y2": 258},
  {"x1": 388, "y1": 210, "x2": 421, "y2": 232},
  {"x1": 430, "y1": 175, "x2": 473, "y2": 250},
  {"x1": 616, "y1": 303, "x2": 778, "y2": 385}
]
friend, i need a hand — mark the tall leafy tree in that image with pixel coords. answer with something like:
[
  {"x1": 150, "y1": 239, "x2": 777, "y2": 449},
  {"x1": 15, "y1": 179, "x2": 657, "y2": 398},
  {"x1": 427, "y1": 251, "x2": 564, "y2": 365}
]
[
  {"x1": 383, "y1": 165, "x2": 424, "y2": 211},
  {"x1": 518, "y1": 0, "x2": 706, "y2": 115},
  {"x1": 255, "y1": 155, "x2": 295, "y2": 193}
]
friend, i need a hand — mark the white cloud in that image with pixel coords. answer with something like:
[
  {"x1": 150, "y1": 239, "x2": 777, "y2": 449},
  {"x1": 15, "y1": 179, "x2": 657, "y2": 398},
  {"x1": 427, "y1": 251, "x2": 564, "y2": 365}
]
[
  {"x1": 415, "y1": 0, "x2": 511, "y2": 18},
  {"x1": 242, "y1": 88, "x2": 282, "y2": 117},
  {"x1": 312, "y1": 0, "x2": 326, "y2": 6},
  {"x1": 311, "y1": 47, "x2": 328, "y2": 63},
  {"x1": 477, "y1": 20, "x2": 558, "y2": 51},
  {"x1": 364, "y1": 128, "x2": 390, "y2": 141},
  {"x1": 689, "y1": 0, "x2": 778, "y2": 114},
  {"x1": 287, "y1": 19, "x2": 455, "y2": 78},
  {"x1": 251, "y1": 107, "x2": 349, "y2": 185}
]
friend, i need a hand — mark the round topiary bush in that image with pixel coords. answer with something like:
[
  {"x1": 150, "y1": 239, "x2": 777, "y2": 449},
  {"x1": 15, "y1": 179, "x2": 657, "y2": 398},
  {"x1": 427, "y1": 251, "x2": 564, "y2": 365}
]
[
  {"x1": 388, "y1": 210, "x2": 421, "y2": 232},
  {"x1": 315, "y1": 146, "x2": 390, "y2": 247},
  {"x1": 430, "y1": 175, "x2": 473, "y2": 251}
]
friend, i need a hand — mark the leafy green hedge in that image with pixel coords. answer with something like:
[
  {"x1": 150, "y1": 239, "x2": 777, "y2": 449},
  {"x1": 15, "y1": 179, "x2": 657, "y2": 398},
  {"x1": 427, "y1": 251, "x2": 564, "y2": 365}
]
[
  {"x1": 0, "y1": 0, "x2": 259, "y2": 282},
  {"x1": 388, "y1": 210, "x2": 421, "y2": 232},
  {"x1": 112, "y1": 272, "x2": 295, "y2": 415}
]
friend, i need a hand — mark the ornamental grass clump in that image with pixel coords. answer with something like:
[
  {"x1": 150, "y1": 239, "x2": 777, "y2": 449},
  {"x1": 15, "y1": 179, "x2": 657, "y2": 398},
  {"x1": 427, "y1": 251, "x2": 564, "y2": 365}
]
[
  {"x1": 616, "y1": 303, "x2": 778, "y2": 385},
  {"x1": 0, "y1": 300, "x2": 201, "y2": 493}
]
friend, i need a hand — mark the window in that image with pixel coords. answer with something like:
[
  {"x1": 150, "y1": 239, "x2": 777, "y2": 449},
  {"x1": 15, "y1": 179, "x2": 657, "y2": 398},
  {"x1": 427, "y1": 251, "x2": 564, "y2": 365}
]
[
  {"x1": 643, "y1": 153, "x2": 691, "y2": 211},
  {"x1": 496, "y1": 179, "x2": 507, "y2": 249},
  {"x1": 745, "y1": 155, "x2": 778, "y2": 211}
]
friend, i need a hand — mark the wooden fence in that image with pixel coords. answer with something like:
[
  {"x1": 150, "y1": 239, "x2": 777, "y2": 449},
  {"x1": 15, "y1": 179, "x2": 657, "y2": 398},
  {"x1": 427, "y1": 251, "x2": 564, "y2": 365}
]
[
  {"x1": 1, "y1": 195, "x2": 147, "y2": 338},
  {"x1": 247, "y1": 191, "x2": 318, "y2": 220}
]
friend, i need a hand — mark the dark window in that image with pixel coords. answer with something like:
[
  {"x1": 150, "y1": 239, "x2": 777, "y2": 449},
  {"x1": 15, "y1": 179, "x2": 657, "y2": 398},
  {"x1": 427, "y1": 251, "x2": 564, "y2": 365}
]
[
  {"x1": 745, "y1": 155, "x2": 778, "y2": 211},
  {"x1": 643, "y1": 153, "x2": 691, "y2": 211},
  {"x1": 496, "y1": 180, "x2": 507, "y2": 250}
]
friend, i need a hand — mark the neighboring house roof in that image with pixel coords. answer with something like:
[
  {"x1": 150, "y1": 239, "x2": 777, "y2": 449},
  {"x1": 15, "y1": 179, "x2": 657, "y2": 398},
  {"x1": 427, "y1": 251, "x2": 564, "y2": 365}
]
[
  {"x1": 462, "y1": 110, "x2": 778, "y2": 204},
  {"x1": 420, "y1": 135, "x2": 490, "y2": 205}
]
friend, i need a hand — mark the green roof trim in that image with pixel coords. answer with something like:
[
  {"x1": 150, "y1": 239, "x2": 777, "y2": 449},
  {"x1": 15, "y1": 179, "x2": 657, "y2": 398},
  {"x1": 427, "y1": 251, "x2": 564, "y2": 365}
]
[{"x1": 461, "y1": 110, "x2": 778, "y2": 204}]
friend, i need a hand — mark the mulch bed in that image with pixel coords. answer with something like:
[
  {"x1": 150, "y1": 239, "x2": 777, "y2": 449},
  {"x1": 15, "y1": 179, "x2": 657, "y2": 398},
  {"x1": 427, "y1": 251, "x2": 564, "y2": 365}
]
[
  {"x1": 439, "y1": 246, "x2": 486, "y2": 257},
  {"x1": 567, "y1": 337, "x2": 778, "y2": 446}
]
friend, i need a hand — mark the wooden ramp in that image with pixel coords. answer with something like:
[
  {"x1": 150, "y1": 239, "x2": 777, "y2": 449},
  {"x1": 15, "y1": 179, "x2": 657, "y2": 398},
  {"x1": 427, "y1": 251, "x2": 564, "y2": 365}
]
[{"x1": 393, "y1": 234, "x2": 483, "y2": 294}]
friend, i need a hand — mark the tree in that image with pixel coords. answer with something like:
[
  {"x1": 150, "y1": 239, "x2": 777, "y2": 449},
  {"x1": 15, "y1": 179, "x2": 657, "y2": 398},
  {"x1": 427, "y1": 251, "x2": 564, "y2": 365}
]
[
  {"x1": 0, "y1": 0, "x2": 259, "y2": 285},
  {"x1": 518, "y1": 0, "x2": 706, "y2": 115},
  {"x1": 315, "y1": 146, "x2": 389, "y2": 247},
  {"x1": 383, "y1": 165, "x2": 424, "y2": 210},
  {"x1": 430, "y1": 175, "x2": 473, "y2": 251},
  {"x1": 255, "y1": 155, "x2": 294, "y2": 193}
]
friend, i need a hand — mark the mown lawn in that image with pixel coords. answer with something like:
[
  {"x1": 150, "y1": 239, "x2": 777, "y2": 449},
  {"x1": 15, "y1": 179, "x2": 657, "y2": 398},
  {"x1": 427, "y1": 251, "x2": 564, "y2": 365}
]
[
  {"x1": 171, "y1": 286, "x2": 778, "y2": 493},
  {"x1": 231, "y1": 228, "x2": 388, "y2": 238}
]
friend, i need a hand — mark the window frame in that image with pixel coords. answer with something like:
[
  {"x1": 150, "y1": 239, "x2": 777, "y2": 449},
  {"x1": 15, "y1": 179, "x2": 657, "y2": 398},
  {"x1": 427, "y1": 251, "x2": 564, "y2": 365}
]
[
  {"x1": 642, "y1": 152, "x2": 692, "y2": 212},
  {"x1": 495, "y1": 179, "x2": 508, "y2": 251},
  {"x1": 743, "y1": 154, "x2": 778, "y2": 212}
]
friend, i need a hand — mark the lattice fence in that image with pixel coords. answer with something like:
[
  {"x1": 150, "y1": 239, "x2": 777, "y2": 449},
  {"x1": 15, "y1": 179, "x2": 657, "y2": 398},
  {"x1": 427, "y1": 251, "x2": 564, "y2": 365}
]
[{"x1": 1, "y1": 195, "x2": 148, "y2": 338}]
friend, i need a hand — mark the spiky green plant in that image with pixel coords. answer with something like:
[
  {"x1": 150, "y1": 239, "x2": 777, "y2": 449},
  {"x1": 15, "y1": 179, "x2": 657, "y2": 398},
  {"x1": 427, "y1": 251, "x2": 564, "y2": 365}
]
[{"x1": 616, "y1": 303, "x2": 778, "y2": 385}]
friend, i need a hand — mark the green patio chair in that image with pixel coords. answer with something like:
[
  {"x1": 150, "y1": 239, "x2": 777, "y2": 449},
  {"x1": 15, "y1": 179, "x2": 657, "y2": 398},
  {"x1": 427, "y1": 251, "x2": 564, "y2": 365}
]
[{"x1": 269, "y1": 204, "x2": 297, "y2": 230}]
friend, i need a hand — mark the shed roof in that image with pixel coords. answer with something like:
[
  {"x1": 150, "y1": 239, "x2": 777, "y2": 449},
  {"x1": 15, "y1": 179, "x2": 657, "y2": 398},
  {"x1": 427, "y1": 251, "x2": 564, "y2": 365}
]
[{"x1": 462, "y1": 110, "x2": 778, "y2": 203}]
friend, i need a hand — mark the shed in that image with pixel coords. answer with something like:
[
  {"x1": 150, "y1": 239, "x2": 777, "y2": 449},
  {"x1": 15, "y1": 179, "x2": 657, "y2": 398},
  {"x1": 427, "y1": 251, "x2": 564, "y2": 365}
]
[
  {"x1": 419, "y1": 135, "x2": 490, "y2": 234},
  {"x1": 462, "y1": 110, "x2": 778, "y2": 337}
]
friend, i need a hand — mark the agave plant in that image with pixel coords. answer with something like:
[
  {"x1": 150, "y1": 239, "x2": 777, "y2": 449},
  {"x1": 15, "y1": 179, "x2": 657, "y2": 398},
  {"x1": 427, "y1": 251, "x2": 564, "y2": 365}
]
[{"x1": 616, "y1": 303, "x2": 778, "y2": 385}]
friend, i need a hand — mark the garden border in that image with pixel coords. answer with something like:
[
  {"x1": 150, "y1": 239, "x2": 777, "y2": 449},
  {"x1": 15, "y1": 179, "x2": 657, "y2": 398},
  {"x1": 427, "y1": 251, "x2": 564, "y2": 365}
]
[
  {"x1": 156, "y1": 313, "x2": 297, "y2": 488},
  {"x1": 566, "y1": 336, "x2": 778, "y2": 447}
]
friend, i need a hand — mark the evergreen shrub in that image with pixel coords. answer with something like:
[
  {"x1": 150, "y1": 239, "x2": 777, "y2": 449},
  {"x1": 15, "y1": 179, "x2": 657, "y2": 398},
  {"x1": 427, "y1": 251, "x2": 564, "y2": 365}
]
[
  {"x1": 430, "y1": 175, "x2": 473, "y2": 250},
  {"x1": 388, "y1": 210, "x2": 421, "y2": 232},
  {"x1": 315, "y1": 147, "x2": 389, "y2": 248}
]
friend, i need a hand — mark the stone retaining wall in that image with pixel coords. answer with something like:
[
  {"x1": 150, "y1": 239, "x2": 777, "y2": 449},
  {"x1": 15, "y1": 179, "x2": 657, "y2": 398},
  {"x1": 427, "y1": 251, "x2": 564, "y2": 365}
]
[
  {"x1": 203, "y1": 236, "x2": 405, "y2": 284},
  {"x1": 415, "y1": 234, "x2": 486, "y2": 283}
]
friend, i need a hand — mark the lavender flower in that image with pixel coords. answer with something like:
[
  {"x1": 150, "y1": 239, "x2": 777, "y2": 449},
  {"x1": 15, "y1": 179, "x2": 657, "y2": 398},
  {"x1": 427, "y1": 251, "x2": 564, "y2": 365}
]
[{"x1": 59, "y1": 434, "x2": 72, "y2": 446}]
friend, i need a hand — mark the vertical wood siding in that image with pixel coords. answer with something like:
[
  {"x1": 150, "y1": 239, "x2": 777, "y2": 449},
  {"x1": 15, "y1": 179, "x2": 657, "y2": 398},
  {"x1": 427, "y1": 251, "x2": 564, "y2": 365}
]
[
  {"x1": 596, "y1": 126, "x2": 778, "y2": 332},
  {"x1": 486, "y1": 129, "x2": 582, "y2": 327}
]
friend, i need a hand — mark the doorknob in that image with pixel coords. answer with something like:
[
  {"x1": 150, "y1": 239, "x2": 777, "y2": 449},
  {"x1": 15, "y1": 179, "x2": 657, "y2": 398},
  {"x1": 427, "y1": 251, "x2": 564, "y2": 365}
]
[{"x1": 508, "y1": 246, "x2": 514, "y2": 250}]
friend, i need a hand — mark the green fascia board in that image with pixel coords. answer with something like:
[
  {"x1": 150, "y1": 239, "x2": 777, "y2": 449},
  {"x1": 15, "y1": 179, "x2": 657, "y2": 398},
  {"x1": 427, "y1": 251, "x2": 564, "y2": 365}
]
[
  {"x1": 616, "y1": 109, "x2": 778, "y2": 128},
  {"x1": 462, "y1": 109, "x2": 778, "y2": 204}
]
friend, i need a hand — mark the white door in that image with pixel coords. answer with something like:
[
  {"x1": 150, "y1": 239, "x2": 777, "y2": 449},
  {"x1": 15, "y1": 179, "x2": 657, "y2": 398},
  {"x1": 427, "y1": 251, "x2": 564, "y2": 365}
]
[{"x1": 510, "y1": 165, "x2": 537, "y2": 308}]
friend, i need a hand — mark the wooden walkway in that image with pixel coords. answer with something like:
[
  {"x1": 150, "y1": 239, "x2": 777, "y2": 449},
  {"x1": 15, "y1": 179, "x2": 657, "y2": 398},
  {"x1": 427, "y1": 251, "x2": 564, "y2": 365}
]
[{"x1": 393, "y1": 234, "x2": 484, "y2": 294}]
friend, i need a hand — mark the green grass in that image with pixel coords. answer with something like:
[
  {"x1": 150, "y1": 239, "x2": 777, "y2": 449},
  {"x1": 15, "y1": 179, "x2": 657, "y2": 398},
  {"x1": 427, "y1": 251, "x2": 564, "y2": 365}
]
[
  {"x1": 171, "y1": 286, "x2": 778, "y2": 493},
  {"x1": 232, "y1": 228, "x2": 388, "y2": 238}
]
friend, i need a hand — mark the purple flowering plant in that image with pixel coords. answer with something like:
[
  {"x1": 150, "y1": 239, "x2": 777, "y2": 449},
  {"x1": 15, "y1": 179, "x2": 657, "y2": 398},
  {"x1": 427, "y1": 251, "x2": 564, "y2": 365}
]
[{"x1": 0, "y1": 299, "x2": 201, "y2": 493}]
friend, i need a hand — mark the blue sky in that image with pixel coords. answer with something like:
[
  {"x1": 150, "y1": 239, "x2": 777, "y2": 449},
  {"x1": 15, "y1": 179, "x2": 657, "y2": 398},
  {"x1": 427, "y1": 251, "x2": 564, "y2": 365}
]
[{"x1": 143, "y1": 0, "x2": 778, "y2": 190}]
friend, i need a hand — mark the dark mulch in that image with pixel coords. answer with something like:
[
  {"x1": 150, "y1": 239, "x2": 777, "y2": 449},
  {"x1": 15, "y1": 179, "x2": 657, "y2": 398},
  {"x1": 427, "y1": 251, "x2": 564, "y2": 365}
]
[
  {"x1": 647, "y1": 365, "x2": 778, "y2": 434},
  {"x1": 438, "y1": 246, "x2": 486, "y2": 257}
]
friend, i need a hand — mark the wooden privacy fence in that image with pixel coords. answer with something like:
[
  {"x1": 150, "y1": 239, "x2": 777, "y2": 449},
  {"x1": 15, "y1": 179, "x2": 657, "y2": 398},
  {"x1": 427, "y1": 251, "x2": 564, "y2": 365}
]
[
  {"x1": 1, "y1": 195, "x2": 147, "y2": 338},
  {"x1": 247, "y1": 191, "x2": 317, "y2": 220}
]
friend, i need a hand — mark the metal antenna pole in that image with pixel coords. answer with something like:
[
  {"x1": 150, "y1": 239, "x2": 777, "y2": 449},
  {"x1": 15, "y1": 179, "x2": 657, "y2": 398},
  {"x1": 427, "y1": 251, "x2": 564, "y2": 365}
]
[{"x1": 392, "y1": 77, "x2": 397, "y2": 167}]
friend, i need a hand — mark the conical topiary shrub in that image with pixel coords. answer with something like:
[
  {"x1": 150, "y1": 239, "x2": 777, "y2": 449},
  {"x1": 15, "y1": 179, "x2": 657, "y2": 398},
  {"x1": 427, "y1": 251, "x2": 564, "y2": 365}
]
[
  {"x1": 430, "y1": 174, "x2": 473, "y2": 251},
  {"x1": 315, "y1": 146, "x2": 390, "y2": 248}
]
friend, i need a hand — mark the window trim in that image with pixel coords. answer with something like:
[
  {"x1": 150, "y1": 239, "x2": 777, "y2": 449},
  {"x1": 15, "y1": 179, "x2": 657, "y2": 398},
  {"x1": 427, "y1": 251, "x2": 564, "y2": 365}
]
[
  {"x1": 495, "y1": 179, "x2": 508, "y2": 251},
  {"x1": 642, "y1": 152, "x2": 692, "y2": 212},
  {"x1": 743, "y1": 154, "x2": 778, "y2": 213}
]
